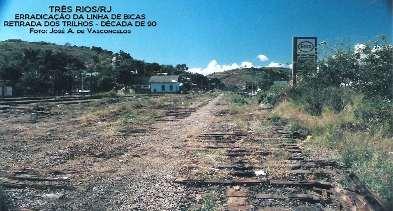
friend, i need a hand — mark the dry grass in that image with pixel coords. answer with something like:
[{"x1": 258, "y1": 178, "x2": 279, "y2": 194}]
[
  {"x1": 272, "y1": 99, "x2": 393, "y2": 205},
  {"x1": 274, "y1": 100, "x2": 393, "y2": 155},
  {"x1": 190, "y1": 148, "x2": 228, "y2": 180},
  {"x1": 192, "y1": 148, "x2": 227, "y2": 165},
  {"x1": 272, "y1": 100, "x2": 355, "y2": 130},
  {"x1": 226, "y1": 95, "x2": 268, "y2": 132},
  {"x1": 77, "y1": 93, "x2": 218, "y2": 138},
  {"x1": 79, "y1": 105, "x2": 121, "y2": 126}
]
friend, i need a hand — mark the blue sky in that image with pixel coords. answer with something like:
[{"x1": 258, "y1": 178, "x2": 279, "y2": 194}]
[{"x1": 0, "y1": 0, "x2": 392, "y2": 74}]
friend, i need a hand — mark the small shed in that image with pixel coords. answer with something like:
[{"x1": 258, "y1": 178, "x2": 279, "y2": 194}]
[{"x1": 149, "y1": 75, "x2": 182, "y2": 93}]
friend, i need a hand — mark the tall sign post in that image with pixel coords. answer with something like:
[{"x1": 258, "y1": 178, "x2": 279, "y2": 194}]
[{"x1": 292, "y1": 37, "x2": 317, "y2": 87}]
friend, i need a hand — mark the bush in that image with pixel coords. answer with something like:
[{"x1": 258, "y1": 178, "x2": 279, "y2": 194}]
[
  {"x1": 230, "y1": 94, "x2": 249, "y2": 105},
  {"x1": 305, "y1": 39, "x2": 393, "y2": 100},
  {"x1": 275, "y1": 38, "x2": 393, "y2": 206},
  {"x1": 289, "y1": 86, "x2": 354, "y2": 116},
  {"x1": 341, "y1": 141, "x2": 393, "y2": 207},
  {"x1": 274, "y1": 99, "x2": 393, "y2": 206},
  {"x1": 258, "y1": 83, "x2": 288, "y2": 105},
  {"x1": 354, "y1": 98, "x2": 393, "y2": 135}
]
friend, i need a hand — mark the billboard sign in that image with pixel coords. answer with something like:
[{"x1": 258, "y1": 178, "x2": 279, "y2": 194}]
[{"x1": 292, "y1": 37, "x2": 317, "y2": 86}]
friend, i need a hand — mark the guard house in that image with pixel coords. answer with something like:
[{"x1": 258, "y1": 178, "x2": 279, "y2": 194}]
[{"x1": 149, "y1": 75, "x2": 182, "y2": 93}]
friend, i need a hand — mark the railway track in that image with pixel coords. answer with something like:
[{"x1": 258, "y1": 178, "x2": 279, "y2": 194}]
[
  {"x1": 155, "y1": 98, "x2": 211, "y2": 122},
  {"x1": 0, "y1": 95, "x2": 101, "y2": 105},
  {"x1": 176, "y1": 121, "x2": 385, "y2": 210}
]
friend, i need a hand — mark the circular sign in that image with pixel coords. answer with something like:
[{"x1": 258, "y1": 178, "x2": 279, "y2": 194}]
[{"x1": 297, "y1": 41, "x2": 314, "y2": 53}]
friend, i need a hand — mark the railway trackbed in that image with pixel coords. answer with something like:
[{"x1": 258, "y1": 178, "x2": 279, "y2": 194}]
[
  {"x1": 0, "y1": 94, "x2": 386, "y2": 210},
  {"x1": 176, "y1": 113, "x2": 385, "y2": 210},
  {"x1": 0, "y1": 95, "x2": 102, "y2": 105}
]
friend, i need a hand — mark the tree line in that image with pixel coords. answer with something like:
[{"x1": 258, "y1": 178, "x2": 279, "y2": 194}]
[{"x1": 0, "y1": 40, "x2": 223, "y2": 96}]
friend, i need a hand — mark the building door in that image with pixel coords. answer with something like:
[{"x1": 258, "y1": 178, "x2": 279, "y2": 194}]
[
  {"x1": 169, "y1": 85, "x2": 173, "y2": 91},
  {"x1": 161, "y1": 85, "x2": 165, "y2": 92}
]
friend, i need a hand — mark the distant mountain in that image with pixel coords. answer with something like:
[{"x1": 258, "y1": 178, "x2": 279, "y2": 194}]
[{"x1": 208, "y1": 67, "x2": 291, "y2": 90}]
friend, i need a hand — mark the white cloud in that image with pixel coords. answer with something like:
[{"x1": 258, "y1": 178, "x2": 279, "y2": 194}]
[
  {"x1": 189, "y1": 55, "x2": 292, "y2": 75},
  {"x1": 257, "y1": 54, "x2": 269, "y2": 62},
  {"x1": 188, "y1": 60, "x2": 254, "y2": 75},
  {"x1": 241, "y1": 61, "x2": 254, "y2": 68},
  {"x1": 266, "y1": 62, "x2": 281, "y2": 67},
  {"x1": 266, "y1": 62, "x2": 292, "y2": 69}
]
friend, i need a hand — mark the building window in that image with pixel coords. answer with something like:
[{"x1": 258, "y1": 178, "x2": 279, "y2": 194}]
[
  {"x1": 169, "y1": 85, "x2": 173, "y2": 91},
  {"x1": 161, "y1": 85, "x2": 165, "y2": 91}
]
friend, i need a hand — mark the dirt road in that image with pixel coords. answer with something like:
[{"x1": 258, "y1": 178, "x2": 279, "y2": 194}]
[
  {"x1": 93, "y1": 94, "x2": 224, "y2": 210},
  {"x1": 0, "y1": 94, "x2": 222, "y2": 210}
]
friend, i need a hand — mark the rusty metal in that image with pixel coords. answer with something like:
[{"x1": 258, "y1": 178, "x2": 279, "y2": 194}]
[
  {"x1": 344, "y1": 173, "x2": 386, "y2": 210},
  {"x1": 178, "y1": 125, "x2": 385, "y2": 210},
  {"x1": 216, "y1": 165, "x2": 254, "y2": 171},
  {"x1": 174, "y1": 178, "x2": 267, "y2": 186},
  {"x1": 255, "y1": 193, "x2": 326, "y2": 203}
]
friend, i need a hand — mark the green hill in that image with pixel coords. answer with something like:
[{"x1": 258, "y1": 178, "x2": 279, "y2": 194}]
[
  {"x1": 209, "y1": 67, "x2": 291, "y2": 90},
  {"x1": 0, "y1": 39, "x2": 109, "y2": 64},
  {"x1": 0, "y1": 39, "x2": 212, "y2": 96}
]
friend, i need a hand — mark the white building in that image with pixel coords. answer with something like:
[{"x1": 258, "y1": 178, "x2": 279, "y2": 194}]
[{"x1": 149, "y1": 75, "x2": 182, "y2": 93}]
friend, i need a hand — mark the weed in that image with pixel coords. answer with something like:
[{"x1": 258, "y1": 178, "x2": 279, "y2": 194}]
[
  {"x1": 354, "y1": 98, "x2": 393, "y2": 135},
  {"x1": 273, "y1": 99, "x2": 393, "y2": 205},
  {"x1": 273, "y1": 149, "x2": 291, "y2": 160},
  {"x1": 258, "y1": 83, "x2": 288, "y2": 106},
  {"x1": 233, "y1": 95, "x2": 249, "y2": 105},
  {"x1": 198, "y1": 193, "x2": 217, "y2": 211},
  {"x1": 94, "y1": 90, "x2": 119, "y2": 98},
  {"x1": 270, "y1": 115, "x2": 282, "y2": 126},
  {"x1": 0, "y1": 187, "x2": 10, "y2": 211}
]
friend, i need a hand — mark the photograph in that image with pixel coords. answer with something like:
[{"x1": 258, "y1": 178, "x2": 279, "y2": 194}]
[{"x1": 0, "y1": 0, "x2": 392, "y2": 210}]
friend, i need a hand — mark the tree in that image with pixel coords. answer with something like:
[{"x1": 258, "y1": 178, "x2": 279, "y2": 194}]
[
  {"x1": 176, "y1": 64, "x2": 188, "y2": 71},
  {"x1": 313, "y1": 39, "x2": 393, "y2": 100},
  {"x1": 0, "y1": 40, "x2": 219, "y2": 95}
]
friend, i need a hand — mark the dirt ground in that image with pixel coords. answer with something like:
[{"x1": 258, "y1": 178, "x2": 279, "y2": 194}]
[
  {"x1": 0, "y1": 93, "x2": 384, "y2": 210},
  {"x1": 0, "y1": 94, "x2": 221, "y2": 210}
]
